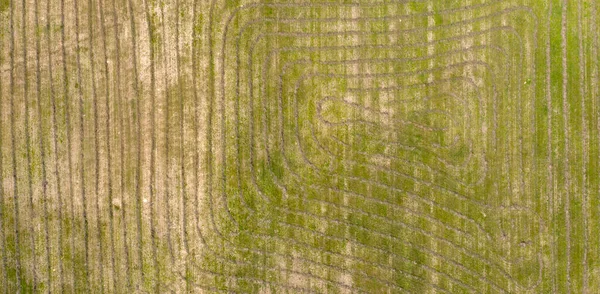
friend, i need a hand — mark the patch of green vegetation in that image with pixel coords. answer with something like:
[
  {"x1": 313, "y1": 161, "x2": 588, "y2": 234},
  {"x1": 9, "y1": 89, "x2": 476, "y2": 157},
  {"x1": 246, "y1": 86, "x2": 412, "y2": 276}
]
[
  {"x1": 1, "y1": 203, "x2": 34, "y2": 293},
  {"x1": 0, "y1": 0, "x2": 8, "y2": 13},
  {"x1": 433, "y1": 13, "x2": 444, "y2": 26}
]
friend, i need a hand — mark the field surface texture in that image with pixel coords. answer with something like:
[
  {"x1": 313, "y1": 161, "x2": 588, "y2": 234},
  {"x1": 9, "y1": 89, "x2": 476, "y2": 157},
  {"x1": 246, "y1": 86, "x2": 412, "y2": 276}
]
[{"x1": 1, "y1": 0, "x2": 600, "y2": 293}]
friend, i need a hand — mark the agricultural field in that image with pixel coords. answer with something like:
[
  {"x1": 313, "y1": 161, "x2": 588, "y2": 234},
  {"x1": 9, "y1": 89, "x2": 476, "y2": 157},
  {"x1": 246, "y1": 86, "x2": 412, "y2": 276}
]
[{"x1": 0, "y1": 0, "x2": 599, "y2": 292}]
